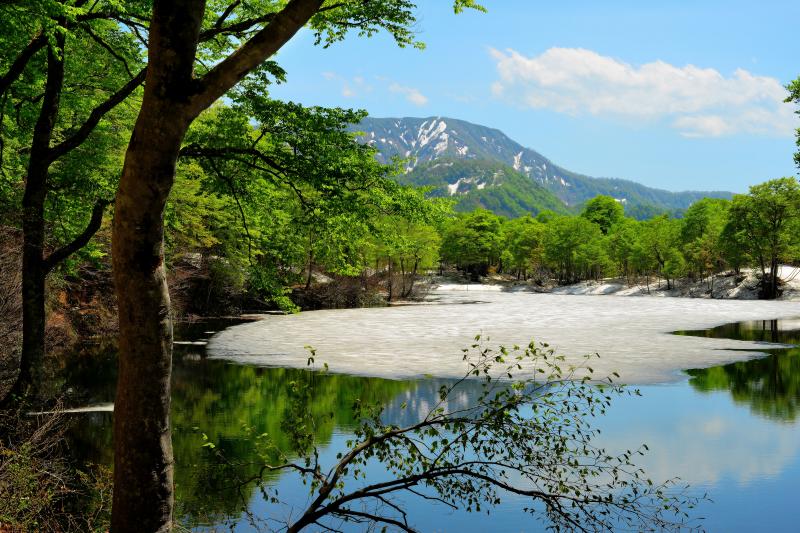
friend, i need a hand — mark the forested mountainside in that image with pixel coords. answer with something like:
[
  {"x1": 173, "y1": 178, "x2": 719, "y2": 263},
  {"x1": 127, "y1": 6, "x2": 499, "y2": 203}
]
[
  {"x1": 397, "y1": 159, "x2": 568, "y2": 218},
  {"x1": 353, "y1": 116, "x2": 732, "y2": 217}
]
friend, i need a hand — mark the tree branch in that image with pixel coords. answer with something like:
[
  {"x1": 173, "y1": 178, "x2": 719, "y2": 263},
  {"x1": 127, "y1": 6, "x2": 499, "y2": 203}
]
[
  {"x1": 81, "y1": 23, "x2": 135, "y2": 78},
  {"x1": 330, "y1": 508, "x2": 414, "y2": 533},
  {"x1": 179, "y1": 144, "x2": 312, "y2": 209},
  {"x1": 213, "y1": 0, "x2": 242, "y2": 28},
  {"x1": 43, "y1": 198, "x2": 110, "y2": 272},
  {"x1": 47, "y1": 68, "x2": 146, "y2": 162},
  {"x1": 190, "y1": 0, "x2": 324, "y2": 116},
  {"x1": 0, "y1": 31, "x2": 47, "y2": 97},
  {"x1": 205, "y1": 156, "x2": 253, "y2": 262},
  {"x1": 198, "y1": 13, "x2": 276, "y2": 41}
]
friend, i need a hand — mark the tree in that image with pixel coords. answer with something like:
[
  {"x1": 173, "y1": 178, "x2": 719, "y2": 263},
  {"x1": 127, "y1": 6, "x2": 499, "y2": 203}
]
[
  {"x1": 180, "y1": 100, "x2": 434, "y2": 309},
  {"x1": 639, "y1": 215, "x2": 682, "y2": 290},
  {"x1": 440, "y1": 209, "x2": 504, "y2": 278},
  {"x1": 542, "y1": 215, "x2": 605, "y2": 283},
  {"x1": 580, "y1": 194, "x2": 624, "y2": 235},
  {"x1": 606, "y1": 218, "x2": 642, "y2": 283},
  {"x1": 108, "y1": 1, "x2": 485, "y2": 529},
  {"x1": 0, "y1": 1, "x2": 146, "y2": 401},
  {"x1": 376, "y1": 217, "x2": 442, "y2": 300},
  {"x1": 680, "y1": 198, "x2": 729, "y2": 285},
  {"x1": 502, "y1": 215, "x2": 544, "y2": 280},
  {"x1": 725, "y1": 177, "x2": 800, "y2": 299}
]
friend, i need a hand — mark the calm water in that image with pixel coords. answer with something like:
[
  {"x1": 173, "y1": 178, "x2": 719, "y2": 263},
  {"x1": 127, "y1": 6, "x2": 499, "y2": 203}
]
[{"x1": 63, "y1": 315, "x2": 800, "y2": 532}]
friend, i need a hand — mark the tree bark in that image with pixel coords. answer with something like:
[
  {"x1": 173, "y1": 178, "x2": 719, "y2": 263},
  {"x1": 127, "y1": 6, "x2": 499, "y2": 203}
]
[
  {"x1": 111, "y1": 2, "x2": 204, "y2": 530},
  {"x1": 111, "y1": 112, "x2": 188, "y2": 532}
]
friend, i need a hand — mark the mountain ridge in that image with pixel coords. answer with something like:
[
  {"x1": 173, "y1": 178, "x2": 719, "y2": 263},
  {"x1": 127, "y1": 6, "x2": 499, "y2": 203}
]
[{"x1": 351, "y1": 116, "x2": 732, "y2": 217}]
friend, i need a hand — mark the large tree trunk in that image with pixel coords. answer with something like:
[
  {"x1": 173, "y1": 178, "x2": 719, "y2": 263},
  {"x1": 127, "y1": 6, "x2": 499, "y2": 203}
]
[
  {"x1": 111, "y1": 3, "x2": 203, "y2": 530},
  {"x1": 111, "y1": 114, "x2": 188, "y2": 531}
]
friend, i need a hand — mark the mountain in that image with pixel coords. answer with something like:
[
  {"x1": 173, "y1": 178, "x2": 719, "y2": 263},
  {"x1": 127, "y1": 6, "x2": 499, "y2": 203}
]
[
  {"x1": 398, "y1": 159, "x2": 568, "y2": 218},
  {"x1": 352, "y1": 116, "x2": 732, "y2": 217}
]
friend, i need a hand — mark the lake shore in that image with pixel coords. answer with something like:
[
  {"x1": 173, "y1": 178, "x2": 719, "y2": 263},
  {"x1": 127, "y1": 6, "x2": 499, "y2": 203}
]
[{"x1": 434, "y1": 265, "x2": 800, "y2": 301}]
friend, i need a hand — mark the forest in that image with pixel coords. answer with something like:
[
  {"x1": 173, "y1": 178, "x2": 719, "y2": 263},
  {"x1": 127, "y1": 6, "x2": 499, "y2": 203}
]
[{"x1": 1, "y1": 1, "x2": 800, "y2": 532}]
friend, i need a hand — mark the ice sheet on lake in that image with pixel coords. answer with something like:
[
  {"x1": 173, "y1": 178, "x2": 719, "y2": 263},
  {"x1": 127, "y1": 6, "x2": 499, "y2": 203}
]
[{"x1": 207, "y1": 288, "x2": 800, "y2": 384}]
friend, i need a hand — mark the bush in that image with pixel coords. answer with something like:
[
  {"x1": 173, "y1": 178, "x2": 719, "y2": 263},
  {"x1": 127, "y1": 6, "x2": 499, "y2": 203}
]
[{"x1": 0, "y1": 408, "x2": 112, "y2": 532}]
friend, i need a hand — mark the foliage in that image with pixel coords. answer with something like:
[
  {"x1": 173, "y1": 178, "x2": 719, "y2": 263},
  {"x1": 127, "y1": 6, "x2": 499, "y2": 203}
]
[
  {"x1": 542, "y1": 214, "x2": 610, "y2": 283},
  {"x1": 399, "y1": 158, "x2": 568, "y2": 218},
  {"x1": 440, "y1": 209, "x2": 504, "y2": 277},
  {"x1": 0, "y1": 408, "x2": 112, "y2": 532},
  {"x1": 175, "y1": 99, "x2": 449, "y2": 309},
  {"x1": 0, "y1": 0, "x2": 145, "y2": 263},
  {"x1": 581, "y1": 194, "x2": 624, "y2": 235},
  {"x1": 785, "y1": 76, "x2": 800, "y2": 169},
  {"x1": 723, "y1": 178, "x2": 800, "y2": 297}
]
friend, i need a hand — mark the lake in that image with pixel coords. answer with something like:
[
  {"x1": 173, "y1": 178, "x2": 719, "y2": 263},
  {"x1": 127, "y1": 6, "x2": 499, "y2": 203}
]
[{"x1": 63, "y1": 289, "x2": 800, "y2": 531}]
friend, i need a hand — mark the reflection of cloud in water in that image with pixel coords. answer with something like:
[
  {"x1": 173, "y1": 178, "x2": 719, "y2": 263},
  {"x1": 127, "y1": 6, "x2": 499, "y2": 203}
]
[
  {"x1": 596, "y1": 390, "x2": 800, "y2": 487},
  {"x1": 208, "y1": 289, "x2": 800, "y2": 384}
]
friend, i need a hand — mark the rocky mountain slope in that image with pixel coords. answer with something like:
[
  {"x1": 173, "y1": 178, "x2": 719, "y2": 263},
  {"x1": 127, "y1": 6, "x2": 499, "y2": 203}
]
[{"x1": 353, "y1": 116, "x2": 732, "y2": 217}]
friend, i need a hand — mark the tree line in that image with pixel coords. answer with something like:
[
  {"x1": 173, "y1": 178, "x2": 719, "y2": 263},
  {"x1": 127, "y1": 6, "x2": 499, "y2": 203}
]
[{"x1": 438, "y1": 180, "x2": 800, "y2": 299}]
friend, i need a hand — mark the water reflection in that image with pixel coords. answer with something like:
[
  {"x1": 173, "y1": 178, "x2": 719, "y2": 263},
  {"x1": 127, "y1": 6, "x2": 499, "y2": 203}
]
[
  {"x1": 679, "y1": 320, "x2": 800, "y2": 421},
  {"x1": 60, "y1": 316, "x2": 800, "y2": 531},
  {"x1": 67, "y1": 355, "x2": 418, "y2": 527}
]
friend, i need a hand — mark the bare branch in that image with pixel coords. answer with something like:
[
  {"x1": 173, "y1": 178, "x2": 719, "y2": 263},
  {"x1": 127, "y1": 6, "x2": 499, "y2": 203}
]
[{"x1": 330, "y1": 508, "x2": 414, "y2": 533}]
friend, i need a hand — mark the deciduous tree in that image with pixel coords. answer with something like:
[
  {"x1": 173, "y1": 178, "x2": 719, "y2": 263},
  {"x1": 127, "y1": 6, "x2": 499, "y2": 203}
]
[{"x1": 109, "y1": 1, "x2": 484, "y2": 529}]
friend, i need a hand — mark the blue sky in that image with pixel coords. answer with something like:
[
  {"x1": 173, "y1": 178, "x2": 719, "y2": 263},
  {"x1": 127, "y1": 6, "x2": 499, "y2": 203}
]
[{"x1": 268, "y1": 1, "x2": 799, "y2": 193}]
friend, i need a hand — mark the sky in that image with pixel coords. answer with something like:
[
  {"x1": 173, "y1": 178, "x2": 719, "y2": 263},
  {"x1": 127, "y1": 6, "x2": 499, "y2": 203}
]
[{"x1": 268, "y1": 1, "x2": 800, "y2": 193}]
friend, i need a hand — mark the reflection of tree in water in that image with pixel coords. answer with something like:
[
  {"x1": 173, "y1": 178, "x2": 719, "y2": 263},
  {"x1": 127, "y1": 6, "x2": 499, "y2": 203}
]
[
  {"x1": 63, "y1": 353, "x2": 415, "y2": 528},
  {"x1": 171, "y1": 361, "x2": 414, "y2": 527},
  {"x1": 683, "y1": 320, "x2": 800, "y2": 422}
]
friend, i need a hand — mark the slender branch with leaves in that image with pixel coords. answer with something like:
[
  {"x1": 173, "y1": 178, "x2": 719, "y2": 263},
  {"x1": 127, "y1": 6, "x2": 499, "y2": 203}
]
[{"x1": 202, "y1": 339, "x2": 705, "y2": 532}]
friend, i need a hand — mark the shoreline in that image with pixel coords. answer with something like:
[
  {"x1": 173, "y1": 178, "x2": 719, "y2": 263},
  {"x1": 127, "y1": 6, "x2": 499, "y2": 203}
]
[{"x1": 429, "y1": 265, "x2": 800, "y2": 302}]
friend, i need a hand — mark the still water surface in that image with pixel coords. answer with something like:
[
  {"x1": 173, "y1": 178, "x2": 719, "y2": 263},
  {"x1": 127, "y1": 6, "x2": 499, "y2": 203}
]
[{"x1": 64, "y1": 309, "x2": 800, "y2": 532}]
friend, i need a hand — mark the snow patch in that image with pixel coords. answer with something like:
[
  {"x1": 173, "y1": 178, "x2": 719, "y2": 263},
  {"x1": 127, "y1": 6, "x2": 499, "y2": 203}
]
[
  {"x1": 208, "y1": 290, "x2": 800, "y2": 384},
  {"x1": 418, "y1": 119, "x2": 448, "y2": 148},
  {"x1": 513, "y1": 151, "x2": 523, "y2": 171},
  {"x1": 447, "y1": 178, "x2": 464, "y2": 195}
]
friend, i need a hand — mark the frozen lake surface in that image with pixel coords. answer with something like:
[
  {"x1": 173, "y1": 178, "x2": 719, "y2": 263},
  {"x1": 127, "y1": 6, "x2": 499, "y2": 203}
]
[{"x1": 207, "y1": 287, "x2": 800, "y2": 383}]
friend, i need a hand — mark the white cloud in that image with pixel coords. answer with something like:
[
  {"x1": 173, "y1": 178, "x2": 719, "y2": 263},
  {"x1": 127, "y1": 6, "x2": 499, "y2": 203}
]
[
  {"x1": 489, "y1": 47, "x2": 797, "y2": 138},
  {"x1": 321, "y1": 71, "x2": 372, "y2": 98},
  {"x1": 388, "y1": 82, "x2": 429, "y2": 106},
  {"x1": 321, "y1": 73, "x2": 428, "y2": 106}
]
